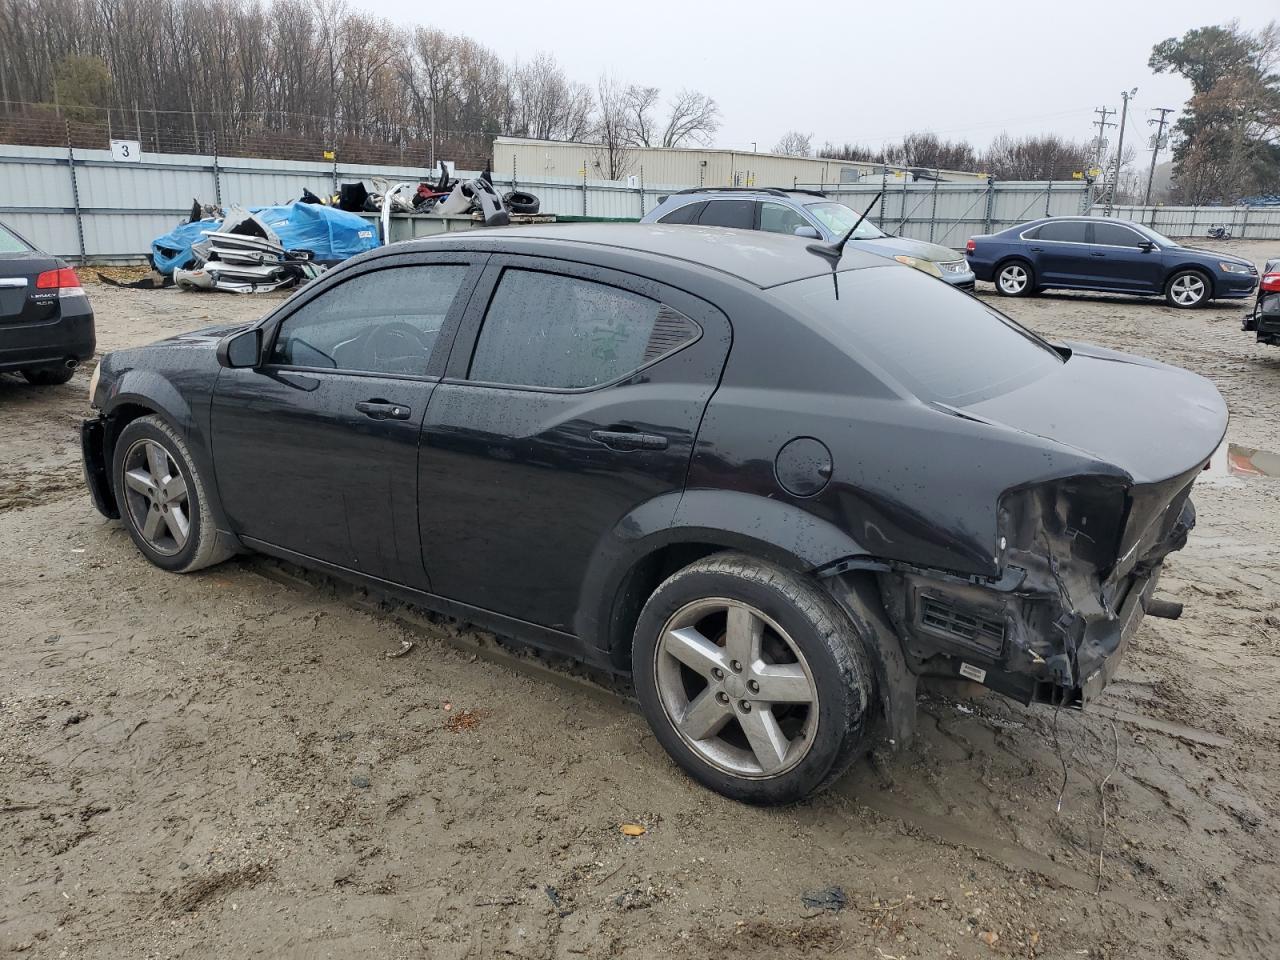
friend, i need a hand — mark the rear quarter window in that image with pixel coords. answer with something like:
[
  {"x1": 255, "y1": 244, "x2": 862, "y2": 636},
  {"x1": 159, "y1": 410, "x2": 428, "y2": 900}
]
[
  {"x1": 658, "y1": 201, "x2": 707, "y2": 225},
  {"x1": 0, "y1": 224, "x2": 32, "y2": 253},
  {"x1": 775, "y1": 266, "x2": 1063, "y2": 406}
]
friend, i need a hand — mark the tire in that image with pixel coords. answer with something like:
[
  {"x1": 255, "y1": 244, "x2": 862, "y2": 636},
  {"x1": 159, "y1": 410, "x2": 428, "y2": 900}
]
[
  {"x1": 503, "y1": 190, "x2": 540, "y2": 215},
  {"x1": 632, "y1": 552, "x2": 876, "y2": 804},
  {"x1": 111, "y1": 414, "x2": 233, "y2": 573},
  {"x1": 994, "y1": 259, "x2": 1035, "y2": 297},
  {"x1": 1165, "y1": 269, "x2": 1210, "y2": 309},
  {"x1": 22, "y1": 365, "x2": 75, "y2": 386}
]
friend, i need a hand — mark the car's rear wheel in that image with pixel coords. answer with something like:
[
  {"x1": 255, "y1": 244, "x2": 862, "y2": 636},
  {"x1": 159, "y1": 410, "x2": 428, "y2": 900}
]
[
  {"x1": 21, "y1": 365, "x2": 75, "y2": 386},
  {"x1": 1166, "y1": 269, "x2": 1210, "y2": 308},
  {"x1": 111, "y1": 414, "x2": 233, "y2": 573},
  {"x1": 632, "y1": 553, "x2": 875, "y2": 804},
  {"x1": 994, "y1": 260, "x2": 1034, "y2": 297}
]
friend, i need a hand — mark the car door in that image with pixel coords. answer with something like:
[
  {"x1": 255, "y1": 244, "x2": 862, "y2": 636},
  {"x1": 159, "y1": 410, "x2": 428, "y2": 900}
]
[
  {"x1": 1027, "y1": 220, "x2": 1093, "y2": 286},
  {"x1": 694, "y1": 199, "x2": 755, "y2": 231},
  {"x1": 1087, "y1": 221, "x2": 1163, "y2": 292},
  {"x1": 418, "y1": 256, "x2": 732, "y2": 636},
  {"x1": 209, "y1": 253, "x2": 484, "y2": 588}
]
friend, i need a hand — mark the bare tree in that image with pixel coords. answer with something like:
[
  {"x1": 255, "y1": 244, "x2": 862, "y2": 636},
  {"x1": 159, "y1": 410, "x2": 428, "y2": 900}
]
[
  {"x1": 592, "y1": 74, "x2": 633, "y2": 179},
  {"x1": 621, "y1": 84, "x2": 659, "y2": 146},
  {"x1": 661, "y1": 89, "x2": 720, "y2": 147},
  {"x1": 773, "y1": 130, "x2": 813, "y2": 156}
]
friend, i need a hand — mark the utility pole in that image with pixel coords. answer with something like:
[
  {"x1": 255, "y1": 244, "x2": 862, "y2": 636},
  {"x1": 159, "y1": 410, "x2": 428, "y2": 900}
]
[
  {"x1": 1105, "y1": 88, "x2": 1137, "y2": 216},
  {"x1": 1144, "y1": 107, "x2": 1174, "y2": 206},
  {"x1": 1091, "y1": 105, "x2": 1116, "y2": 169}
]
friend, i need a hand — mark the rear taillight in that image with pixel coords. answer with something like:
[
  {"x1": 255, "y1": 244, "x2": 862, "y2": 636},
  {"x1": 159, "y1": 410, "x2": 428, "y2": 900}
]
[
  {"x1": 965, "y1": 238, "x2": 976, "y2": 253},
  {"x1": 1262, "y1": 272, "x2": 1280, "y2": 292},
  {"x1": 36, "y1": 267, "x2": 80, "y2": 289}
]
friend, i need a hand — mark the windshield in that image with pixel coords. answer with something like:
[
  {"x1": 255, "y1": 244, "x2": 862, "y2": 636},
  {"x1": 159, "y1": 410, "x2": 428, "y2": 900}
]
[
  {"x1": 0, "y1": 223, "x2": 32, "y2": 254},
  {"x1": 775, "y1": 265, "x2": 1063, "y2": 405},
  {"x1": 805, "y1": 201, "x2": 886, "y2": 240}
]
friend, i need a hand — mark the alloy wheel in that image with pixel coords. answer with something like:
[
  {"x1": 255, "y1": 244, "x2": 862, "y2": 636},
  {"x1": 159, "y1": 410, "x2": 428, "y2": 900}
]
[
  {"x1": 121, "y1": 439, "x2": 190, "y2": 556},
  {"x1": 654, "y1": 597, "x2": 819, "y2": 779},
  {"x1": 998, "y1": 264, "x2": 1028, "y2": 294},
  {"x1": 1170, "y1": 274, "x2": 1206, "y2": 306}
]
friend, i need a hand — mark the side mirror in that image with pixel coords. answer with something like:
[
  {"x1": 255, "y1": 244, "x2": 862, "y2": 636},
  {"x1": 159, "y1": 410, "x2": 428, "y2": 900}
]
[
  {"x1": 1138, "y1": 241, "x2": 1156, "y2": 252},
  {"x1": 793, "y1": 225, "x2": 822, "y2": 240},
  {"x1": 217, "y1": 328, "x2": 264, "y2": 369}
]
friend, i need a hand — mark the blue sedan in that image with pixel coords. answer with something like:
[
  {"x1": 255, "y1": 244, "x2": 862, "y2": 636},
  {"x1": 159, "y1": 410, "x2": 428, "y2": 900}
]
[{"x1": 966, "y1": 217, "x2": 1258, "y2": 308}]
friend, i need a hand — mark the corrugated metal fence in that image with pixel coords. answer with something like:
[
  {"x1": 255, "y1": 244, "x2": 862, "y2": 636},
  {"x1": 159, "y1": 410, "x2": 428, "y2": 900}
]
[{"x1": 3, "y1": 142, "x2": 1278, "y2": 262}]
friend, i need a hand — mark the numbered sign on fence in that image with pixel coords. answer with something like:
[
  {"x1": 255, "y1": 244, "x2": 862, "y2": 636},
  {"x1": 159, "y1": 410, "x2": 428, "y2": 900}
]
[{"x1": 110, "y1": 140, "x2": 141, "y2": 163}]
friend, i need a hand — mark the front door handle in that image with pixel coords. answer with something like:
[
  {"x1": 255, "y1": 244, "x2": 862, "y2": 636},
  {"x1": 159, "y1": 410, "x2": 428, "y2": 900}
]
[
  {"x1": 590, "y1": 429, "x2": 668, "y2": 451},
  {"x1": 1091, "y1": 251, "x2": 1107, "y2": 257},
  {"x1": 355, "y1": 399, "x2": 411, "y2": 421},
  {"x1": 1029, "y1": 246, "x2": 1044, "y2": 252}
]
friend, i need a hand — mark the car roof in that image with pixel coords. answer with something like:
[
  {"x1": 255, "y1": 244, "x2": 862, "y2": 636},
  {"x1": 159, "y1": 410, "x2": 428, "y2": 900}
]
[{"x1": 401, "y1": 222, "x2": 887, "y2": 289}]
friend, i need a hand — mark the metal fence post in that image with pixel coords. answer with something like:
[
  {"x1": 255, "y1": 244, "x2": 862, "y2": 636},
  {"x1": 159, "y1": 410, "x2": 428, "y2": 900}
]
[
  {"x1": 928, "y1": 168, "x2": 940, "y2": 242},
  {"x1": 581, "y1": 166, "x2": 587, "y2": 217},
  {"x1": 900, "y1": 173, "x2": 909, "y2": 234},
  {"x1": 638, "y1": 165, "x2": 645, "y2": 218},
  {"x1": 512, "y1": 153, "x2": 518, "y2": 194},
  {"x1": 211, "y1": 132, "x2": 222, "y2": 207},
  {"x1": 1044, "y1": 179, "x2": 1053, "y2": 216},
  {"x1": 984, "y1": 175, "x2": 995, "y2": 234},
  {"x1": 65, "y1": 122, "x2": 86, "y2": 263},
  {"x1": 1240, "y1": 204, "x2": 1251, "y2": 241},
  {"x1": 878, "y1": 164, "x2": 888, "y2": 228}
]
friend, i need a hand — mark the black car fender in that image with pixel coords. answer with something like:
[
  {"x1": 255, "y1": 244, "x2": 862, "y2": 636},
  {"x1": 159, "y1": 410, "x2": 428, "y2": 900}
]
[
  {"x1": 577, "y1": 488, "x2": 871, "y2": 666},
  {"x1": 96, "y1": 369, "x2": 239, "y2": 544}
]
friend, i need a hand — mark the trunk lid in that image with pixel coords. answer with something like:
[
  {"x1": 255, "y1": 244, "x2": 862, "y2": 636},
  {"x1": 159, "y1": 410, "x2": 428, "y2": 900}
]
[
  {"x1": 964, "y1": 342, "x2": 1227, "y2": 485},
  {"x1": 0, "y1": 253, "x2": 59, "y2": 323}
]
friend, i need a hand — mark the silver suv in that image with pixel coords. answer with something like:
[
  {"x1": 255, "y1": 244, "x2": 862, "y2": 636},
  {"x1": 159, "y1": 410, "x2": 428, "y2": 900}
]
[{"x1": 641, "y1": 188, "x2": 975, "y2": 290}]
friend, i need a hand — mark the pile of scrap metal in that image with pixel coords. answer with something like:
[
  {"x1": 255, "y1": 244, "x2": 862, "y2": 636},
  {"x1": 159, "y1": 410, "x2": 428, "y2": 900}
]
[
  {"x1": 378, "y1": 165, "x2": 539, "y2": 240},
  {"x1": 149, "y1": 200, "x2": 379, "y2": 294},
  {"x1": 176, "y1": 207, "x2": 325, "y2": 294}
]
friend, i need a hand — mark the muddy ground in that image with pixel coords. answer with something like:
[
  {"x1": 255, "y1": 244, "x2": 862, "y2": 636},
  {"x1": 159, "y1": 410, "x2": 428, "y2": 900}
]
[{"x1": 2, "y1": 241, "x2": 1279, "y2": 959}]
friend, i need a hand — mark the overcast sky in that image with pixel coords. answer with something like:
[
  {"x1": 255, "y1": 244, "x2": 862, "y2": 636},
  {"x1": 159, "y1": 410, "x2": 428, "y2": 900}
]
[{"x1": 363, "y1": 1, "x2": 1275, "y2": 167}]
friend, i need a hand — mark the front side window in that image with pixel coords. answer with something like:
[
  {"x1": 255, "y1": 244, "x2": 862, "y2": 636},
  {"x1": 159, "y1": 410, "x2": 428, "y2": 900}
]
[
  {"x1": 759, "y1": 202, "x2": 813, "y2": 236},
  {"x1": 270, "y1": 264, "x2": 467, "y2": 376},
  {"x1": 1036, "y1": 220, "x2": 1088, "y2": 243},
  {"x1": 1091, "y1": 222, "x2": 1145, "y2": 247},
  {"x1": 468, "y1": 269, "x2": 697, "y2": 389}
]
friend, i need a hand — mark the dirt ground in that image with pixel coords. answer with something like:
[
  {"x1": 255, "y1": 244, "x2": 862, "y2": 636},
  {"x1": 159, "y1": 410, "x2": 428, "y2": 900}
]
[{"x1": 3, "y1": 241, "x2": 1279, "y2": 960}]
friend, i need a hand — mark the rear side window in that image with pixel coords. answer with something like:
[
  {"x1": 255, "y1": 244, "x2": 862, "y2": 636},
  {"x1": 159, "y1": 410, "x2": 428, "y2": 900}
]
[
  {"x1": 0, "y1": 223, "x2": 32, "y2": 253},
  {"x1": 1035, "y1": 221, "x2": 1088, "y2": 243},
  {"x1": 776, "y1": 266, "x2": 1062, "y2": 405},
  {"x1": 468, "y1": 269, "x2": 698, "y2": 389},
  {"x1": 658, "y1": 201, "x2": 706, "y2": 225},
  {"x1": 1092, "y1": 222, "x2": 1144, "y2": 247},
  {"x1": 697, "y1": 200, "x2": 755, "y2": 230},
  {"x1": 270, "y1": 264, "x2": 467, "y2": 375}
]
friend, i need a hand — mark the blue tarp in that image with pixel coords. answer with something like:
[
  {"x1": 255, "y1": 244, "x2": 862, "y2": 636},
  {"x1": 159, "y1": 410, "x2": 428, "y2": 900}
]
[{"x1": 150, "y1": 202, "x2": 379, "y2": 274}]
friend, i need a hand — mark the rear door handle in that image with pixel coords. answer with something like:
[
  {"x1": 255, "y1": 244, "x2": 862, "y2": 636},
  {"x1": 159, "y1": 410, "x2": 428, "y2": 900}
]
[
  {"x1": 355, "y1": 399, "x2": 411, "y2": 421},
  {"x1": 1029, "y1": 246, "x2": 1044, "y2": 252},
  {"x1": 590, "y1": 429, "x2": 668, "y2": 451},
  {"x1": 1091, "y1": 252, "x2": 1107, "y2": 257}
]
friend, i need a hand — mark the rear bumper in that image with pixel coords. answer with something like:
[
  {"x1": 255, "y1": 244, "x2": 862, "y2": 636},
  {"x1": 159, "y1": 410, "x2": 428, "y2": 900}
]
[
  {"x1": 0, "y1": 301, "x2": 95, "y2": 372},
  {"x1": 81, "y1": 416, "x2": 119, "y2": 518},
  {"x1": 1079, "y1": 571, "x2": 1157, "y2": 703}
]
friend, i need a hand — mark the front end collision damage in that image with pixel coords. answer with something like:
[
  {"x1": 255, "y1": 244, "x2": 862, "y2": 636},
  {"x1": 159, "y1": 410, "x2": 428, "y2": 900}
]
[{"x1": 831, "y1": 470, "x2": 1201, "y2": 741}]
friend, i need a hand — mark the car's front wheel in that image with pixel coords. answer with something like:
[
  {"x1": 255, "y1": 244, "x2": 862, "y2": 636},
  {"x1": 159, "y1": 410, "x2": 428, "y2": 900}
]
[
  {"x1": 632, "y1": 553, "x2": 876, "y2": 804},
  {"x1": 111, "y1": 414, "x2": 233, "y2": 573},
  {"x1": 1166, "y1": 269, "x2": 1210, "y2": 308},
  {"x1": 994, "y1": 260, "x2": 1035, "y2": 297}
]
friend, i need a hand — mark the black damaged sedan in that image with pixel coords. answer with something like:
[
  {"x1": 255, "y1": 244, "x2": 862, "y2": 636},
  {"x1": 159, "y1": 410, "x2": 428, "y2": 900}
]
[{"x1": 81, "y1": 224, "x2": 1225, "y2": 803}]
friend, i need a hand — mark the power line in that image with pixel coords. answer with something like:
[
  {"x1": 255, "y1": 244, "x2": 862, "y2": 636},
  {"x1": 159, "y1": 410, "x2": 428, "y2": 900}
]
[{"x1": 1144, "y1": 107, "x2": 1175, "y2": 206}]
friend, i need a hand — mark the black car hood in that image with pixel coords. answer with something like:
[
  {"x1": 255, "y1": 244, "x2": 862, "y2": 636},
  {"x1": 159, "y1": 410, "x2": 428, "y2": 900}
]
[
  {"x1": 161, "y1": 322, "x2": 251, "y2": 344},
  {"x1": 962, "y1": 342, "x2": 1227, "y2": 484}
]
